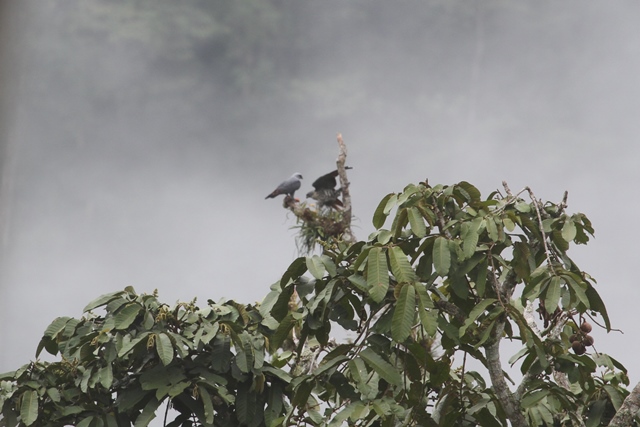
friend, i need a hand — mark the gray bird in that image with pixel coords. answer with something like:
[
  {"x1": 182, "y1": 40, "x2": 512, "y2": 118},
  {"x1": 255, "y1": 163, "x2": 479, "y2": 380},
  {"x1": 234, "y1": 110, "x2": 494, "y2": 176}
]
[{"x1": 265, "y1": 173, "x2": 303, "y2": 199}]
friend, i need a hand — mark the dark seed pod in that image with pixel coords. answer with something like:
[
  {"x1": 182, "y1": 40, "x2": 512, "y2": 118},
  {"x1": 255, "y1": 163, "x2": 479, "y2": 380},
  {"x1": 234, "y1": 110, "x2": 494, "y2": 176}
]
[
  {"x1": 569, "y1": 334, "x2": 579, "y2": 343},
  {"x1": 572, "y1": 340, "x2": 586, "y2": 355},
  {"x1": 580, "y1": 322, "x2": 593, "y2": 333},
  {"x1": 583, "y1": 335, "x2": 595, "y2": 347}
]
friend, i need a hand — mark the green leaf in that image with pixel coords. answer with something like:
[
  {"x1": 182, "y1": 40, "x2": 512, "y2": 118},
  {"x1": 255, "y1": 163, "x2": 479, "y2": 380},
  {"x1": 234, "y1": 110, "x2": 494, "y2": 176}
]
[
  {"x1": 367, "y1": 247, "x2": 389, "y2": 303},
  {"x1": 585, "y1": 285, "x2": 611, "y2": 330},
  {"x1": 269, "y1": 313, "x2": 295, "y2": 352},
  {"x1": 392, "y1": 284, "x2": 416, "y2": 342},
  {"x1": 280, "y1": 257, "x2": 307, "y2": 288},
  {"x1": 76, "y1": 417, "x2": 94, "y2": 427},
  {"x1": 118, "y1": 332, "x2": 151, "y2": 357},
  {"x1": 544, "y1": 276, "x2": 561, "y2": 311},
  {"x1": 83, "y1": 290, "x2": 124, "y2": 312},
  {"x1": 291, "y1": 378, "x2": 314, "y2": 409},
  {"x1": 43, "y1": 316, "x2": 72, "y2": 339},
  {"x1": 320, "y1": 255, "x2": 337, "y2": 277},
  {"x1": 415, "y1": 285, "x2": 437, "y2": 336},
  {"x1": 114, "y1": 303, "x2": 142, "y2": 330},
  {"x1": 585, "y1": 399, "x2": 606, "y2": 427},
  {"x1": 347, "y1": 274, "x2": 368, "y2": 292},
  {"x1": 462, "y1": 218, "x2": 482, "y2": 259},
  {"x1": 235, "y1": 333, "x2": 254, "y2": 373},
  {"x1": 199, "y1": 386, "x2": 215, "y2": 426},
  {"x1": 306, "y1": 255, "x2": 326, "y2": 280},
  {"x1": 433, "y1": 237, "x2": 451, "y2": 276},
  {"x1": 407, "y1": 207, "x2": 427, "y2": 238},
  {"x1": 486, "y1": 217, "x2": 498, "y2": 241},
  {"x1": 456, "y1": 181, "x2": 481, "y2": 204},
  {"x1": 562, "y1": 274, "x2": 590, "y2": 308},
  {"x1": 561, "y1": 220, "x2": 577, "y2": 242},
  {"x1": 521, "y1": 389, "x2": 549, "y2": 408},
  {"x1": 360, "y1": 348, "x2": 402, "y2": 387},
  {"x1": 604, "y1": 385, "x2": 625, "y2": 410},
  {"x1": 388, "y1": 246, "x2": 417, "y2": 283},
  {"x1": 270, "y1": 282, "x2": 295, "y2": 321},
  {"x1": 373, "y1": 193, "x2": 395, "y2": 229},
  {"x1": 156, "y1": 333, "x2": 174, "y2": 366},
  {"x1": 133, "y1": 397, "x2": 160, "y2": 427},
  {"x1": 459, "y1": 299, "x2": 498, "y2": 337},
  {"x1": 20, "y1": 390, "x2": 39, "y2": 426},
  {"x1": 99, "y1": 365, "x2": 114, "y2": 389}
]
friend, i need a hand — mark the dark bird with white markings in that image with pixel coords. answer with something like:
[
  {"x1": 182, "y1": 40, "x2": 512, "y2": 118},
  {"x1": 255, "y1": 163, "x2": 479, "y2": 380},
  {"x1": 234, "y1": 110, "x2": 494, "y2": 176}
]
[{"x1": 306, "y1": 168, "x2": 352, "y2": 210}]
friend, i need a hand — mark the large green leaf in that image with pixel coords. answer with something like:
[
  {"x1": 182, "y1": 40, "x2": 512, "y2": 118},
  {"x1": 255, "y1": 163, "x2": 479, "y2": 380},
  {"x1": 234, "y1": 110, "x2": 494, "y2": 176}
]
[
  {"x1": 415, "y1": 285, "x2": 437, "y2": 336},
  {"x1": 118, "y1": 332, "x2": 151, "y2": 357},
  {"x1": 306, "y1": 255, "x2": 326, "y2": 280},
  {"x1": 360, "y1": 348, "x2": 402, "y2": 387},
  {"x1": 156, "y1": 333, "x2": 174, "y2": 366},
  {"x1": 562, "y1": 274, "x2": 590, "y2": 308},
  {"x1": 407, "y1": 207, "x2": 427, "y2": 238},
  {"x1": 76, "y1": 417, "x2": 94, "y2": 427},
  {"x1": 114, "y1": 303, "x2": 142, "y2": 330},
  {"x1": 269, "y1": 313, "x2": 295, "y2": 353},
  {"x1": 585, "y1": 285, "x2": 611, "y2": 330},
  {"x1": 20, "y1": 390, "x2": 39, "y2": 426},
  {"x1": 459, "y1": 299, "x2": 498, "y2": 337},
  {"x1": 561, "y1": 219, "x2": 577, "y2": 242},
  {"x1": 391, "y1": 284, "x2": 416, "y2": 342},
  {"x1": 433, "y1": 237, "x2": 451, "y2": 276},
  {"x1": 544, "y1": 276, "x2": 561, "y2": 311},
  {"x1": 280, "y1": 257, "x2": 307, "y2": 288},
  {"x1": 198, "y1": 386, "x2": 215, "y2": 426},
  {"x1": 43, "y1": 317, "x2": 72, "y2": 339},
  {"x1": 83, "y1": 290, "x2": 124, "y2": 312},
  {"x1": 133, "y1": 397, "x2": 160, "y2": 427},
  {"x1": 462, "y1": 218, "x2": 482, "y2": 260},
  {"x1": 388, "y1": 246, "x2": 417, "y2": 284},
  {"x1": 367, "y1": 247, "x2": 389, "y2": 303},
  {"x1": 373, "y1": 193, "x2": 396, "y2": 229}
]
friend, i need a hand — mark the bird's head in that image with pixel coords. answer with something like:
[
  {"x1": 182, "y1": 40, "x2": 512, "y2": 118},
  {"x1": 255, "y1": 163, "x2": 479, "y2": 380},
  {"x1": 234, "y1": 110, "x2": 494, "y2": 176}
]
[{"x1": 293, "y1": 173, "x2": 303, "y2": 180}]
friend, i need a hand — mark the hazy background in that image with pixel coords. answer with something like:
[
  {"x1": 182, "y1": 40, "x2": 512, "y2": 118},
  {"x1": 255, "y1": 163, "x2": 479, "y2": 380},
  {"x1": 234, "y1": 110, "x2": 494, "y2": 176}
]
[{"x1": 2, "y1": 0, "x2": 640, "y2": 387}]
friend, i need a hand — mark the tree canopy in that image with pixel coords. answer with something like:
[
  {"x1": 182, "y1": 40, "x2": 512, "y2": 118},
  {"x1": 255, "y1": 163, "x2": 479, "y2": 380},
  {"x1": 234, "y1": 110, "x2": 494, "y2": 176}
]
[{"x1": 1, "y1": 156, "x2": 637, "y2": 426}]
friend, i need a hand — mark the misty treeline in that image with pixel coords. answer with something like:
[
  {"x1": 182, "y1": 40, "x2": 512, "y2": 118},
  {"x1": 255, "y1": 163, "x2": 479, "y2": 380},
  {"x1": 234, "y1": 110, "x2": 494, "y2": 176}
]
[{"x1": 16, "y1": 0, "x2": 638, "y2": 153}]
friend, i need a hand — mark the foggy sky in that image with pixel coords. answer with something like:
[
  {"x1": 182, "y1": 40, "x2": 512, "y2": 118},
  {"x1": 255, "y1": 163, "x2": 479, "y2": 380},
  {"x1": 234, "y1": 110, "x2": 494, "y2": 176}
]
[{"x1": 2, "y1": 0, "x2": 640, "y2": 393}]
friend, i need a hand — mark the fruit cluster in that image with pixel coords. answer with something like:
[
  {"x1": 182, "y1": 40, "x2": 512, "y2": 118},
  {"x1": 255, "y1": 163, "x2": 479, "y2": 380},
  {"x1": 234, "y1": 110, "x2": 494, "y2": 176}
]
[{"x1": 569, "y1": 321, "x2": 594, "y2": 355}]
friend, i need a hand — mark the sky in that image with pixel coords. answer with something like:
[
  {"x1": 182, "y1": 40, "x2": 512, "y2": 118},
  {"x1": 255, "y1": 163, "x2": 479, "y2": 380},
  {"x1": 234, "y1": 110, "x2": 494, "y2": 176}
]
[{"x1": 1, "y1": 0, "x2": 640, "y2": 400}]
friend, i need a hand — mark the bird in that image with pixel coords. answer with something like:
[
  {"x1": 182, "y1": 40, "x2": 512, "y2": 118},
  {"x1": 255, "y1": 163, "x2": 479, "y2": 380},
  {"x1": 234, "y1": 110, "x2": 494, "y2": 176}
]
[
  {"x1": 265, "y1": 173, "x2": 303, "y2": 199},
  {"x1": 306, "y1": 168, "x2": 351, "y2": 210}
]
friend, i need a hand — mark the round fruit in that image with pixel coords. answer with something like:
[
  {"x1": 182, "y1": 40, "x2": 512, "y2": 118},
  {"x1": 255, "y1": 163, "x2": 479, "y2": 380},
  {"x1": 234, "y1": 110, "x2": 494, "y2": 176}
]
[
  {"x1": 580, "y1": 322, "x2": 593, "y2": 333},
  {"x1": 569, "y1": 334, "x2": 579, "y2": 343},
  {"x1": 583, "y1": 335, "x2": 595, "y2": 347},
  {"x1": 572, "y1": 340, "x2": 586, "y2": 355}
]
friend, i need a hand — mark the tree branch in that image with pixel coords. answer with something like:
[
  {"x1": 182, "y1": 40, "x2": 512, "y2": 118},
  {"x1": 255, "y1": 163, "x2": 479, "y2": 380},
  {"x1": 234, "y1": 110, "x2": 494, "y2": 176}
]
[
  {"x1": 336, "y1": 133, "x2": 355, "y2": 242},
  {"x1": 608, "y1": 381, "x2": 640, "y2": 427},
  {"x1": 485, "y1": 321, "x2": 529, "y2": 427}
]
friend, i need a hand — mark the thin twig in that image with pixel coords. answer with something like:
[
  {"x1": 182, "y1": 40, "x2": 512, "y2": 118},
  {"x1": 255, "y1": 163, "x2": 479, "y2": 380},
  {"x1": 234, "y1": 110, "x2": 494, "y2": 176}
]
[{"x1": 525, "y1": 187, "x2": 555, "y2": 269}]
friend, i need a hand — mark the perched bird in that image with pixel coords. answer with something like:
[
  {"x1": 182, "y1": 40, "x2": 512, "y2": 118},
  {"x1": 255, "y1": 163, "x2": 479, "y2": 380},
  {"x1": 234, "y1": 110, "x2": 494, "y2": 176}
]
[
  {"x1": 306, "y1": 168, "x2": 351, "y2": 209},
  {"x1": 265, "y1": 173, "x2": 303, "y2": 199}
]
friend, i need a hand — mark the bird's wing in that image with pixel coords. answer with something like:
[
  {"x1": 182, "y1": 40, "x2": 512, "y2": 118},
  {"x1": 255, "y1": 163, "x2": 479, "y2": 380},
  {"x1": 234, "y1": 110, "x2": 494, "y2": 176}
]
[{"x1": 311, "y1": 170, "x2": 339, "y2": 191}]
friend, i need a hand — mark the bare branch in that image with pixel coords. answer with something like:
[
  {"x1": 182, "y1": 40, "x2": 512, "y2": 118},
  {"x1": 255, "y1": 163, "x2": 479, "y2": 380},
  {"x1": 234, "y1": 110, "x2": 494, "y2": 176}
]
[
  {"x1": 336, "y1": 133, "x2": 355, "y2": 242},
  {"x1": 608, "y1": 381, "x2": 640, "y2": 427},
  {"x1": 485, "y1": 321, "x2": 529, "y2": 427}
]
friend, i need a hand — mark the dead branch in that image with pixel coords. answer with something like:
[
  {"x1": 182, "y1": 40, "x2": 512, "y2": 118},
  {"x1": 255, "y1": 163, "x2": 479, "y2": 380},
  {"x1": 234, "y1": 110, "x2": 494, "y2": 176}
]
[{"x1": 336, "y1": 133, "x2": 355, "y2": 242}]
